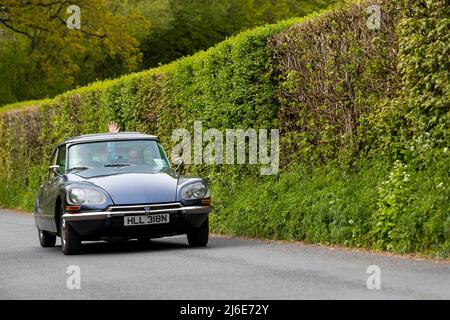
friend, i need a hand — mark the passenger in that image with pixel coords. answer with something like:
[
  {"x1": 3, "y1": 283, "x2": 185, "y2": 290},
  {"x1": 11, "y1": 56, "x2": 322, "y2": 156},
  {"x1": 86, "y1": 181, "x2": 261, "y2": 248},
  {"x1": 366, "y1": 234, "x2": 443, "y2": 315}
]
[{"x1": 107, "y1": 121, "x2": 120, "y2": 163}]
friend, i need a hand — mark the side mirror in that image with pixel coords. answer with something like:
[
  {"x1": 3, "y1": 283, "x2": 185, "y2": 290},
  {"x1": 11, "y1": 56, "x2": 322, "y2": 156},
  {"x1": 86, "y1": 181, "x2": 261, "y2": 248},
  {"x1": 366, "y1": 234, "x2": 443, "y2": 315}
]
[
  {"x1": 49, "y1": 165, "x2": 61, "y2": 176},
  {"x1": 173, "y1": 156, "x2": 184, "y2": 174}
]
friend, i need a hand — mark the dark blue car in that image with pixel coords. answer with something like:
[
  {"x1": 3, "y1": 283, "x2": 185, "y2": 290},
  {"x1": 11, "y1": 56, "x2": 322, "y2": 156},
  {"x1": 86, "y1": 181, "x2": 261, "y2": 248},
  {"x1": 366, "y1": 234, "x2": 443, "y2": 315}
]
[{"x1": 34, "y1": 132, "x2": 212, "y2": 255}]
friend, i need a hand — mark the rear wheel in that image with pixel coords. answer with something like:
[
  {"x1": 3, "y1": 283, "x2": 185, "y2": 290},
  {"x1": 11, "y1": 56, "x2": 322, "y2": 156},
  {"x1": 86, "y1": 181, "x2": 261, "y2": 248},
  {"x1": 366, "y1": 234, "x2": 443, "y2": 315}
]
[
  {"x1": 38, "y1": 229, "x2": 56, "y2": 247},
  {"x1": 60, "y1": 205, "x2": 81, "y2": 255},
  {"x1": 187, "y1": 217, "x2": 209, "y2": 247}
]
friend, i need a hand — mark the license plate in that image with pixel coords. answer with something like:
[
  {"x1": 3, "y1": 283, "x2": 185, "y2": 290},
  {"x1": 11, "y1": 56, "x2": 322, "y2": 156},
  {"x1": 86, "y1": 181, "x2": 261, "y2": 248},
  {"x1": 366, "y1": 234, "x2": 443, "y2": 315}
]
[{"x1": 123, "y1": 214, "x2": 170, "y2": 226}]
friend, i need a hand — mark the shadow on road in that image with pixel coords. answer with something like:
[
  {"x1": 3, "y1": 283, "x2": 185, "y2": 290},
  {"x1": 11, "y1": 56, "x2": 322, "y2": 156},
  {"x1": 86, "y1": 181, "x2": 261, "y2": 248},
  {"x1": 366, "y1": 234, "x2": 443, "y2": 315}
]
[
  {"x1": 73, "y1": 238, "x2": 191, "y2": 255},
  {"x1": 51, "y1": 235, "x2": 256, "y2": 255}
]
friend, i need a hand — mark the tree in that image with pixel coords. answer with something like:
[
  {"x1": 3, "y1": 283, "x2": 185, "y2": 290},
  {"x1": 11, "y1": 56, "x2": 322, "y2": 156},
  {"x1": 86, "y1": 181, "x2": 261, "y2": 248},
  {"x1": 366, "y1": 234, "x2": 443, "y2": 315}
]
[
  {"x1": 0, "y1": 0, "x2": 334, "y2": 105},
  {"x1": 135, "y1": 0, "x2": 334, "y2": 68},
  {"x1": 0, "y1": 0, "x2": 147, "y2": 104}
]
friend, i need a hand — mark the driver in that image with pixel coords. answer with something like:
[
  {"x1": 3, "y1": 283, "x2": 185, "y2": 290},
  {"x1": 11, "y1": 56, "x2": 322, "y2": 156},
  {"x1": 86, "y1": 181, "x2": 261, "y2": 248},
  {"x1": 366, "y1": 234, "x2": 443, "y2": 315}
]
[
  {"x1": 76, "y1": 149, "x2": 101, "y2": 167},
  {"x1": 127, "y1": 148, "x2": 143, "y2": 165}
]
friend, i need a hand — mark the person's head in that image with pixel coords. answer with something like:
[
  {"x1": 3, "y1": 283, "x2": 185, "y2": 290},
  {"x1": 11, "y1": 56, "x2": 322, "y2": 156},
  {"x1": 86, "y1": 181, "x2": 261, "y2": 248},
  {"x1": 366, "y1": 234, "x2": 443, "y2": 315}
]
[
  {"x1": 79, "y1": 149, "x2": 94, "y2": 165},
  {"x1": 128, "y1": 148, "x2": 142, "y2": 165}
]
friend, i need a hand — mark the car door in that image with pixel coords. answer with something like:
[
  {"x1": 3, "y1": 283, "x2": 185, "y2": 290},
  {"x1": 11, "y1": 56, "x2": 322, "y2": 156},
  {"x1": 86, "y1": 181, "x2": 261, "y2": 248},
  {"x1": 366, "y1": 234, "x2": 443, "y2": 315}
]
[
  {"x1": 46, "y1": 145, "x2": 67, "y2": 222},
  {"x1": 38, "y1": 148, "x2": 59, "y2": 231},
  {"x1": 41, "y1": 146, "x2": 66, "y2": 232}
]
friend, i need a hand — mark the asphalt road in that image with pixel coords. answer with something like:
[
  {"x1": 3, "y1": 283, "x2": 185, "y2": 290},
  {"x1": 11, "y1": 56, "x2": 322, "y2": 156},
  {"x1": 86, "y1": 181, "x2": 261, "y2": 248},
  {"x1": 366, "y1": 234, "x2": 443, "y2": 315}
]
[{"x1": 0, "y1": 209, "x2": 449, "y2": 300}]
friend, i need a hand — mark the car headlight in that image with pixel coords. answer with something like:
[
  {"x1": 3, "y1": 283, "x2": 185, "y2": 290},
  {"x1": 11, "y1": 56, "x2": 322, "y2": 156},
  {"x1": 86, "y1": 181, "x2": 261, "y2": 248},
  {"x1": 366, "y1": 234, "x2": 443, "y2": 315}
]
[
  {"x1": 68, "y1": 188, "x2": 106, "y2": 205},
  {"x1": 181, "y1": 182, "x2": 209, "y2": 200}
]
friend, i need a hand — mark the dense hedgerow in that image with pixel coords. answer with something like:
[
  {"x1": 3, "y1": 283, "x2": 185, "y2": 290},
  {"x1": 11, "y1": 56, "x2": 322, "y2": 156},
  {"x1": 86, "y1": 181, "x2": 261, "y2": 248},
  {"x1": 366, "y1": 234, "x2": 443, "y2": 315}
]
[
  {"x1": 0, "y1": 0, "x2": 448, "y2": 257},
  {"x1": 270, "y1": 0, "x2": 400, "y2": 166},
  {"x1": 0, "y1": 12, "x2": 307, "y2": 207},
  {"x1": 212, "y1": 154, "x2": 449, "y2": 257}
]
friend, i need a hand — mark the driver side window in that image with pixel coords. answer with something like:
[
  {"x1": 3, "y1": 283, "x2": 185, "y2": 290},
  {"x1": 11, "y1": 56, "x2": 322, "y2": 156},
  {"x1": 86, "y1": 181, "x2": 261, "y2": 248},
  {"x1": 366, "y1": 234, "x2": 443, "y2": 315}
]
[
  {"x1": 49, "y1": 149, "x2": 58, "y2": 179},
  {"x1": 56, "y1": 146, "x2": 66, "y2": 174}
]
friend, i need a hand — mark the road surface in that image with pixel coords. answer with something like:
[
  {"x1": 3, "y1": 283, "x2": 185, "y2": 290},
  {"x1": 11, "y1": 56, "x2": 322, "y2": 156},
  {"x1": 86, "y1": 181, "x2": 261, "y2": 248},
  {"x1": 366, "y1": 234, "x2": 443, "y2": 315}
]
[{"x1": 0, "y1": 209, "x2": 449, "y2": 299}]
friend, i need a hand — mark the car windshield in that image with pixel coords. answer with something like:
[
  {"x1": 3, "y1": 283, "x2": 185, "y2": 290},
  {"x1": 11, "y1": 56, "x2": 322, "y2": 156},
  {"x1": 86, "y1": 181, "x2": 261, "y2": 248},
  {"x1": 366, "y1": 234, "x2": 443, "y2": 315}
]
[{"x1": 67, "y1": 140, "x2": 170, "y2": 174}]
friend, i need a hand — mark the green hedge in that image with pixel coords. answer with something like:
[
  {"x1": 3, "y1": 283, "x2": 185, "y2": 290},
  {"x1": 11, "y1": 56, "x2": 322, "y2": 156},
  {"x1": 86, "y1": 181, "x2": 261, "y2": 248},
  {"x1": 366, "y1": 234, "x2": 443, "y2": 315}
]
[
  {"x1": 0, "y1": 11, "x2": 304, "y2": 207},
  {"x1": 0, "y1": 0, "x2": 448, "y2": 257},
  {"x1": 270, "y1": 0, "x2": 400, "y2": 165}
]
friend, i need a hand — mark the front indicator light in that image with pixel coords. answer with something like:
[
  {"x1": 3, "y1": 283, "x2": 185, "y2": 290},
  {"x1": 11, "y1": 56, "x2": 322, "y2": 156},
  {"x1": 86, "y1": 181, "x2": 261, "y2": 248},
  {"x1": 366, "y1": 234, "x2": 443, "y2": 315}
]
[
  {"x1": 201, "y1": 198, "x2": 211, "y2": 206},
  {"x1": 65, "y1": 205, "x2": 81, "y2": 213}
]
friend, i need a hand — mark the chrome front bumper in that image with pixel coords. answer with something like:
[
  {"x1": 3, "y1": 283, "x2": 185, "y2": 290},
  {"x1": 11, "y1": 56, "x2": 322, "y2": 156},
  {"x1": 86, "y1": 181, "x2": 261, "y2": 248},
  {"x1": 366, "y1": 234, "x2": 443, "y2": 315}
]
[{"x1": 62, "y1": 202, "x2": 212, "y2": 222}]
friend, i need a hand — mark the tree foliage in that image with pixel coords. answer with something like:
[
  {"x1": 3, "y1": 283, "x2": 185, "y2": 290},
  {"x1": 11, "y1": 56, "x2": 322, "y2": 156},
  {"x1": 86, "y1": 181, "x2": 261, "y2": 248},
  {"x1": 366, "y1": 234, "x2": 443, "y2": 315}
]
[
  {"x1": 135, "y1": 0, "x2": 333, "y2": 68},
  {"x1": 0, "y1": 0, "x2": 333, "y2": 105},
  {"x1": 0, "y1": 0, "x2": 146, "y2": 105}
]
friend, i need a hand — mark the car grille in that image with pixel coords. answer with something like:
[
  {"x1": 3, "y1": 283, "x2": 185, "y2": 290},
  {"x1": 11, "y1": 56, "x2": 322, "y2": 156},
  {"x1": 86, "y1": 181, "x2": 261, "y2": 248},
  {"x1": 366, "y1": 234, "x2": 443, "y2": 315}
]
[{"x1": 106, "y1": 202, "x2": 183, "y2": 215}]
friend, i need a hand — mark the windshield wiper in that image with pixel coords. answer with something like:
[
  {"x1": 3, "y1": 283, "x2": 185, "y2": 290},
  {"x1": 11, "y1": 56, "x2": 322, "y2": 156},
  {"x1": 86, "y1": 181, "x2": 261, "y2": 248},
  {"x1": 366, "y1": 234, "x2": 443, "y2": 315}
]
[
  {"x1": 104, "y1": 163, "x2": 135, "y2": 167},
  {"x1": 67, "y1": 166, "x2": 90, "y2": 173}
]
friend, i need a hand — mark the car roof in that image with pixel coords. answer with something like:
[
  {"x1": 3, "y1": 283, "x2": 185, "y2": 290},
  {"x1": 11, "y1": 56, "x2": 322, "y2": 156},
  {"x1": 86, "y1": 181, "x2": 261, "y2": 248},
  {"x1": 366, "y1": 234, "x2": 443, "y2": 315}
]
[{"x1": 59, "y1": 132, "x2": 158, "y2": 146}]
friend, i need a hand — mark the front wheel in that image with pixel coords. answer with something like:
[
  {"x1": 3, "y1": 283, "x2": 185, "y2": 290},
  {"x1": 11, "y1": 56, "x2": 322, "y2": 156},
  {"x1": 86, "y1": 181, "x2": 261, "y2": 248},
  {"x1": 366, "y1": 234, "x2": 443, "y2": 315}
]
[
  {"x1": 187, "y1": 217, "x2": 209, "y2": 247},
  {"x1": 60, "y1": 205, "x2": 81, "y2": 255},
  {"x1": 38, "y1": 229, "x2": 56, "y2": 247}
]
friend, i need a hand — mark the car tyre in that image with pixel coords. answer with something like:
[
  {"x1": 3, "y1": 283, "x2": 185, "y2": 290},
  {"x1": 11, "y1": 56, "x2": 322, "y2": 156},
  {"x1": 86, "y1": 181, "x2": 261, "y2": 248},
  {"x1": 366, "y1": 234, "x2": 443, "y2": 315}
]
[
  {"x1": 187, "y1": 217, "x2": 209, "y2": 247},
  {"x1": 38, "y1": 228, "x2": 56, "y2": 247},
  {"x1": 60, "y1": 205, "x2": 81, "y2": 255}
]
